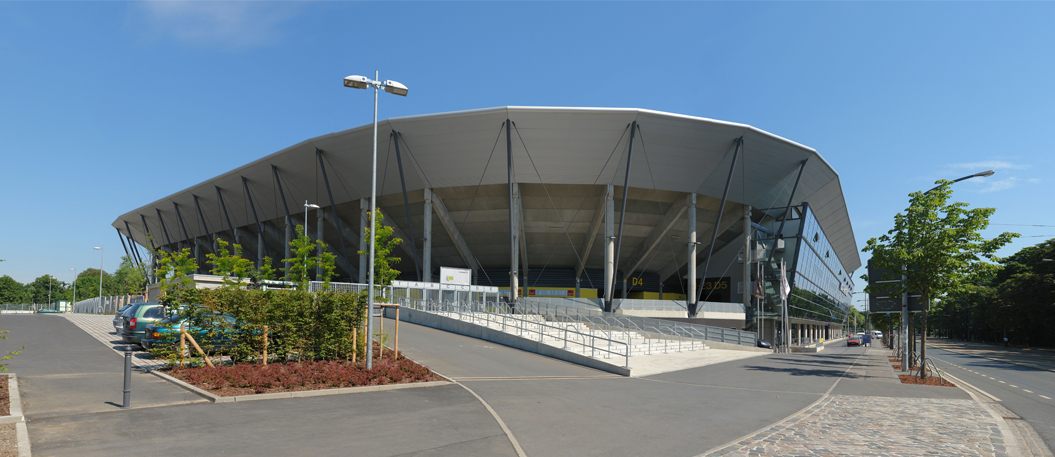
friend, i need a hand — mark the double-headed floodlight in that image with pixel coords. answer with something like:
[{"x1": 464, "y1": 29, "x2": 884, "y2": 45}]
[
  {"x1": 343, "y1": 75, "x2": 409, "y2": 97},
  {"x1": 342, "y1": 70, "x2": 409, "y2": 370}
]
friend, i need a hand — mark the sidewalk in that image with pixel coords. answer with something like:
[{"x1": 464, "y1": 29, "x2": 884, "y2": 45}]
[{"x1": 706, "y1": 346, "x2": 1017, "y2": 456}]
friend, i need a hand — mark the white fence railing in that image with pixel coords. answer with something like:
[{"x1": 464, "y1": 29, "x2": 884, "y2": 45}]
[{"x1": 72, "y1": 295, "x2": 145, "y2": 314}]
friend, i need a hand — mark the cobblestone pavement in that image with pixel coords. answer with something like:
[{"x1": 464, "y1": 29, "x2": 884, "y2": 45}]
[
  {"x1": 709, "y1": 394, "x2": 1005, "y2": 456},
  {"x1": 60, "y1": 313, "x2": 166, "y2": 369}
]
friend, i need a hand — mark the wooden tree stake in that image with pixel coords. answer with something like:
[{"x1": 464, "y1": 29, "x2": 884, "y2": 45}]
[
  {"x1": 262, "y1": 325, "x2": 269, "y2": 366},
  {"x1": 183, "y1": 330, "x2": 215, "y2": 368},
  {"x1": 179, "y1": 323, "x2": 186, "y2": 368}
]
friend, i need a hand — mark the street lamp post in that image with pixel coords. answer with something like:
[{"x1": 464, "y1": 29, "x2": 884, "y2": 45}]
[
  {"x1": 304, "y1": 201, "x2": 320, "y2": 283},
  {"x1": 343, "y1": 70, "x2": 408, "y2": 370},
  {"x1": 70, "y1": 267, "x2": 76, "y2": 313},
  {"x1": 94, "y1": 246, "x2": 103, "y2": 311},
  {"x1": 901, "y1": 169, "x2": 994, "y2": 373}
]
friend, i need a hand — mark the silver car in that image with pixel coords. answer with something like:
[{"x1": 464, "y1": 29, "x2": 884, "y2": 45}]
[{"x1": 112, "y1": 304, "x2": 134, "y2": 332}]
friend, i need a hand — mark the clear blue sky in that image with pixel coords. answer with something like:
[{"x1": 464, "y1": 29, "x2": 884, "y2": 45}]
[{"x1": 2, "y1": 2, "x2": 1053, "y2": 308}]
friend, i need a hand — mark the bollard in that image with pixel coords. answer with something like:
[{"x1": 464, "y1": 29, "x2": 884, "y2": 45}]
[{"x1": 122, "y1": 350, "x2": 132, "y2": 408}]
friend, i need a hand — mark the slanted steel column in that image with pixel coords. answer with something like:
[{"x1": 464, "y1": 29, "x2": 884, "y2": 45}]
[
  {"x1": 693, "y1": 137, "x2": 742, "y2": 317},
  {"x1": 242, "y1": 176, "x2": 266, "y2": 268},
  {"x1": 603, "y1": 184, "x2": 615, "y2": 311},
  {"x1": 507, "y1": 119, "x2": 519, "y2": 302},
  {"x1": 391, "y1": 133, "x2": 422, "y2": 280},
  {"x1": 272, "y1": 166, "x2": 293, "y2": 276},
  {"x1": 138, "y1": 214, "x2": 158, "y2": 254},
  {"x1": 609, "y1": 121, "x2": 637, "y2": 313},
  {"x1": 317, "y1": 149, "x2": 353, "y2": 279},
  {"x1": 316, "y1": 198, "x2": 323, "y2": 278},
  {"x1": 514, "y1": 183, "x2": 529, "y2": 293},
  {"x1": 116, "y1": 228, "x2": 134, "y2": 268},
  {"x1": 422, "y1": 188, "x2": 433, "y2": 282},
  {"x1": 123, "y1": 220, "x2": 146, "y2": 272},
  {"x1": 215, "y1": 186, "x2": 239, "y2": 245},
  {"x1": 575, "y1": 186, "x2": 610, "y2": 297},
  {"x1": 359, "y1": 198, "x2": 368, "y2": 283},
  {"x1": 687, "y1": 193, "x2": 697, "y2": 318},
  {"x1": 192, "y1": 194, "x2": 215, "y2": 252},
  {"x1": 172, "y1": 202, "x2": 198, "y2": 269},
  {"x1": 769, "y1": 160, "x2": 808, "y2": 264},
  {"x1": 155, "y1": 208, "x2": 174, "y2": 249}
]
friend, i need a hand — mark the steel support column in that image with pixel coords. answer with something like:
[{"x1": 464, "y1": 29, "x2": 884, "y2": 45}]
[
  {"x1": 687, "y1": 193, "x2": 697, "y2": 317},
  {"x1": 242, "y1": 176, "x2": 266, "y2": 268},
  {"x1": 507, "y1": 119, "x2": 519, "y2": 302},
  {"x1": 123, "y1": 220, "x2": 146, "y2": 273},
  {"x1": 742, "y1": 204, "x2": 752, "y2": 325},
  {"x1": 272, "y1": 166, "x2": 293, "y2": 276},
  {"x1": 391, "y1": 133, "x2": 422, "y2": 280},
  {"x1": 609, "y1": 121, "x2": 637, "y2": 313},
  {"x1": 116, "y1": 227, "x2": 135, "y2": 270},
  {"x1": 422, "y1": 188, "x2": 433, "y2": 282},
  {"x1": 155, "y1": 208, "x2": 174, "y2": 249},
  {"x1": 172, "y1": 202, "x2": 198, "y2": 270},
  {"x1": 215, "y1": 186, "x2": 239, "y2": 245},
  {"x1": 575, "y1": 186, "x2": 611, "y2": 296},
  {"x1": 768, "y1": 160, "x2": 808, "y2": 264},
  {"x1": 603, "y1": 184, "x2": 615, "y2": 311},
  {"x1": 192, "y1": 194, "x2": 215, "y2": 252},
  {"x1": 138, "y1": 214, "x2": 158, "y2": 254},
  {"x1": 693, "y1": 137, "x2": 742, "y2": 317}
]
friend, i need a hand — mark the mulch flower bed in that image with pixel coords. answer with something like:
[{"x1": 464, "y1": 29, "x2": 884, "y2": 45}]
[
  {"x1": 898, "y1": 374, "x2": 956, "y2": 387},
  {"x1": 0, "y1": 375, "x2": 9, "y2": 416},
  {"x1": 166, "y1": 355, "x2": 441, "y2": 396}
]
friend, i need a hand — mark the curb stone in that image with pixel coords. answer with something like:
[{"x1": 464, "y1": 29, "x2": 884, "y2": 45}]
[
  {"x1": 3, "y1": 374, "x2": 32, "y2": 457},
  {"x1": 150, "y1": 370, "x2": 452, "y2": 403}
]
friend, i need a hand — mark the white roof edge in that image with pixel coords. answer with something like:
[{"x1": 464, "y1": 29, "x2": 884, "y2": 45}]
[{"x1": 114, "y1": 105, "x2": 842, "y2": 225}]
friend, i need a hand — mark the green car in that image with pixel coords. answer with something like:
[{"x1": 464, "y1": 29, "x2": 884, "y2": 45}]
[{"x1": 119, "y1": 303, "x2": 166, "y2": 346}]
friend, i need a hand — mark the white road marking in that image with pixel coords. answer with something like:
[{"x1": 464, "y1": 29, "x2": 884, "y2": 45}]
[
  {"x1": 998, "y1": 380, "x2": 1006, "y2": 384},
  {"x1": 1010, "y1": 385, "x2": 1019, "y2": 388},
  {"x1": 1024, "y1": 389, "x2": 1034, "y2": 394},
  {"x1": 1040, "y1": 395, "x2": 1052, "y2": 400}
]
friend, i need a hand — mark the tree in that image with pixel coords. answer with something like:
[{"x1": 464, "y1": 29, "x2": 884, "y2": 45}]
[
  {"x1": 358, "y1": 210, "x2": 402, "y2": 287},
  {"x1": 27, "y1": 275, "x2": 64, "y2": 305},
  {"x1": 113, "y1": 256, "x2": 147, "y2": 295},
  {"x1": 863, "y1": 179, "x2": 1016, "y2": 377},
  {"x1": 0, "y1": 275, "x2": 27, "y2": 304},
  {"x1": 74, "y1": 268, "x2": 115, "y2": 300},
  {"x1": 155, "y1": 248, "x2": 199, "y2": 307},
  {"x1": 206, "y1": 238, "x2": 255, "y2": 287},
  {"x1": 282, "y1": 225, "x2": 337, "y2": 289}
]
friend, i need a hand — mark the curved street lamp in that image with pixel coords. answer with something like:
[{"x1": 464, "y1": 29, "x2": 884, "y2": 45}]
[{"x1": 343, "y1": 70, "x2": 408, "y2": 370}]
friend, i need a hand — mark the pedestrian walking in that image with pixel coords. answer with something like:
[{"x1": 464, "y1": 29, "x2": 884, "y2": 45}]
[{"x1": 862, "y1": 332, "x2": 872, "y2": 347}]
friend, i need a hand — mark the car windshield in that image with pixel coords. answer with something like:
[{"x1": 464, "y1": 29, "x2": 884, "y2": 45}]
[
  {"x1": 121, "y1": 305, "x2": 141, "y2": 317},
  {"x1": 142, "y1": 306, "x2": 164, "y2": 319}
]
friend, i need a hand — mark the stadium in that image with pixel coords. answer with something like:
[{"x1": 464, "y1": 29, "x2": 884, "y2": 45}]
[{"x1": 112, "y1": 106, "x2": 860, "y2": 342}]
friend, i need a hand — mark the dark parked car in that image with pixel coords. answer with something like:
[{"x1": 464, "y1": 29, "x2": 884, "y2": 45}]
[
  {"x1": 120, "y1": 303, "x2": 166, "y2": 346},
  {"x1": 113, "y1": 304, "x2": 134, "y2": 332},
  {"x1": 141, "y1": 313, "x2": 238, "y2": 350}
]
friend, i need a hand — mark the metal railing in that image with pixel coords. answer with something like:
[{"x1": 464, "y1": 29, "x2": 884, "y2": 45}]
[
  {"x1": 72, "y1": 295, "x2": 145, "y2": 314},
  {"x1": 400, "y1": 299, "x2": 630, "y2": 367},
  {"x1": 513, "y1": 300, "x2": 756, "y2": 346}
]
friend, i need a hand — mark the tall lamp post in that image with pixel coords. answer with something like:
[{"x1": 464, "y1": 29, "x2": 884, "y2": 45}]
[
  {"x1": 900, "y1": 169, "x2": 994, "y2": 373},
  {"x1": 70, "y1": 267, "x2": 76, "y2": 313},
  {"x1": 342, "y1": 71, "x2": 408, "y2": 370},
  {"x1": 93, "y1": 246, "x2": 103, "y2": 310},
  {"x1": 304, "y1": 201, "x2": 320, "y2": 282}
]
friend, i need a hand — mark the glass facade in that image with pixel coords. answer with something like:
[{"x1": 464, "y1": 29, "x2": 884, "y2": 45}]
[{"x1": 755, "y1": 204, "x2": 853, "y2": 326}]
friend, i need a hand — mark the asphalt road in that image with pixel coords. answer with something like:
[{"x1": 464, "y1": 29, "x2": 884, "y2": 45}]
[{"x1": 927, "y1": 341, "x2": 1055, "y2": 451}]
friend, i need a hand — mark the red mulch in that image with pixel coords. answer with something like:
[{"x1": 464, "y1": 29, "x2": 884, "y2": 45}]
[
  {"x1": 0, "y1": 375, "x2": 8, "y2": 416},
  {"x1": 167, "y1": 353, "x2": 441, "y2": 396},
  {"x1": 898, "y1": 374, "x2": 956, "y2": 387}
]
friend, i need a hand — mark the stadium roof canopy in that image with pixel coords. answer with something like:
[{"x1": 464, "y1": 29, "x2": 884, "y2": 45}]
[{"x1": 114, "y1": 106, "x2": 860, "y2": 279}]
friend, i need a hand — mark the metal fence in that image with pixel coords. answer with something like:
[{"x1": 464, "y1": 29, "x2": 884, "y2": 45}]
[{"x1": 72, "y1": 295, "x2": 145, "y2": 314}]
